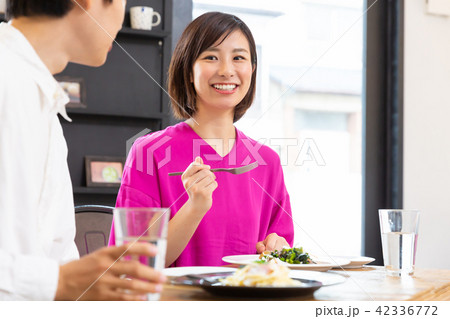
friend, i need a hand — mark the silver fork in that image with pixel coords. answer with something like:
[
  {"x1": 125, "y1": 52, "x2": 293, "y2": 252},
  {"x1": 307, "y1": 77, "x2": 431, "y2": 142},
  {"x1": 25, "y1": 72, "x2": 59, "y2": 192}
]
[{"x1": 168, "y1": 162, "x2": 258, "y2": 176}]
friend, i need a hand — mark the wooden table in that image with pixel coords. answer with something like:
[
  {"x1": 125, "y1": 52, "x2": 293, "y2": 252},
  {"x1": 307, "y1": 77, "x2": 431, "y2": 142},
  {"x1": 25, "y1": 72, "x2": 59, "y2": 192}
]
[{"x1": 160, "y1": 266, "x2": 450, "y2": 301}]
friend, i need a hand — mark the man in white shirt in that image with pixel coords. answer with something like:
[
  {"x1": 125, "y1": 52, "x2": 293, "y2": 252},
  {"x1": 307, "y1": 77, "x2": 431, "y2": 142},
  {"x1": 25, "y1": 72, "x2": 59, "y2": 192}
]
[{"x1": 0, "y1": 0, "x2": 166, "y2": 300}]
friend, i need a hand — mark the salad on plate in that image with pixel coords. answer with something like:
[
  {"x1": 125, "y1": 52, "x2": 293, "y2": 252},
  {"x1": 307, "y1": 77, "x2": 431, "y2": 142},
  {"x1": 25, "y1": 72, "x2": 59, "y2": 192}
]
[{"x1": 259, "y1": 247, "x2": 313, "y2": 265}]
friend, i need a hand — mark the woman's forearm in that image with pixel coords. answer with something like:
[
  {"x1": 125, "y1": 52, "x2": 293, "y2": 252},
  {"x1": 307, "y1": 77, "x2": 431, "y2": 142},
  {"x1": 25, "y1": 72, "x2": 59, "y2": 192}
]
[{"x1": 165, "y1": 201, "x2": 206, "y2": 267}]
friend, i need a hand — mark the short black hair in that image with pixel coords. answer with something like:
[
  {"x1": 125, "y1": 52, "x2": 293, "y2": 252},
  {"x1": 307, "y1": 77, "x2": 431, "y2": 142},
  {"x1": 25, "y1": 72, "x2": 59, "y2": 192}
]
[
  {"x1": 168, "y1": 12, "x2": 257, "y2": 123},
  {"x1": 9, "y1": 0, "x2": 113, "y2": 18}
]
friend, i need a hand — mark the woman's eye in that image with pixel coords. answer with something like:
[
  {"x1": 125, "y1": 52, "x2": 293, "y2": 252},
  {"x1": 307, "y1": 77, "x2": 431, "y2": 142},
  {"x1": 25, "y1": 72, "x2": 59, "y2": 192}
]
[
  {"x1": 234, "y1": 56, "x2": 246, "y2": 61},
  {"x1": 204, "y1": 56, "x2": 217, "y2": 60}
]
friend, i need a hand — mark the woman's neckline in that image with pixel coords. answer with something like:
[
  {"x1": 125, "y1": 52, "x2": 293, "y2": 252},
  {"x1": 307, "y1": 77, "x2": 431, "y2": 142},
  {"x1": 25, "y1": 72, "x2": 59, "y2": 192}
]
[{"x1": 181, "y1": 121, "x2": 239, "y2": 160}]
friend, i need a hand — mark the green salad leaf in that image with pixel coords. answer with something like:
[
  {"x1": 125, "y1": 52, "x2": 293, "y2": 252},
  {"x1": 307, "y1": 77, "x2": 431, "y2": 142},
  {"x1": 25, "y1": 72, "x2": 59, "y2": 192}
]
[{"x1": 262, "y1": 247, "x2": 312, "y2": 264}]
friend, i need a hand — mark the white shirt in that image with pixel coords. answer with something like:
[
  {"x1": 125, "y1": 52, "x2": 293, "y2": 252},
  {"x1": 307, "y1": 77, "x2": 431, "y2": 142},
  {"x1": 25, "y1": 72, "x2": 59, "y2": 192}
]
[{"x1": 0, "y1": 23, "x2": 79, "y2": 300}]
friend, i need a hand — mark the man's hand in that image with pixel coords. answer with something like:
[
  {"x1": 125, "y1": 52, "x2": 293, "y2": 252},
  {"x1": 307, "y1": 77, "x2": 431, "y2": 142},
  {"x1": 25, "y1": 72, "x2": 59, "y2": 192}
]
[
  {"x1": 256, "y1": 233, "x2": 290, "y2": 254},
  {"x1": 55, "y1": 242, "x2": 166, "y2": 301}
]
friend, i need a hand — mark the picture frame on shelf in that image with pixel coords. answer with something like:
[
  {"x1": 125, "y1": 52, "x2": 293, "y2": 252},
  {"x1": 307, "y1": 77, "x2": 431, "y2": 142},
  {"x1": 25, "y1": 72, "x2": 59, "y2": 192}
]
[
  {"x1": 85, "y1": 156, "x2": 125, "y2": 187},
  {"x1": 55, "y1": 76, "x2": 87, "y2": 109}
]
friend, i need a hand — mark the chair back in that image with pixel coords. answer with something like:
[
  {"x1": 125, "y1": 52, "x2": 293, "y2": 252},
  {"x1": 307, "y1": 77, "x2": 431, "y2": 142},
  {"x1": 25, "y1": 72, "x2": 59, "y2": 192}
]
[{"x1": 75, "y1": 205, "x2": 113, "y2": 257}]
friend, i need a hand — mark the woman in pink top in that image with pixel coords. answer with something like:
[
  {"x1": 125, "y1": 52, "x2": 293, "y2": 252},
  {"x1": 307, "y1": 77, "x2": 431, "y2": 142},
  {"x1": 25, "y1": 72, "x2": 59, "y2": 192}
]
[{"x1": 110, "y1": 12, "x2": 294, "y2": 267}]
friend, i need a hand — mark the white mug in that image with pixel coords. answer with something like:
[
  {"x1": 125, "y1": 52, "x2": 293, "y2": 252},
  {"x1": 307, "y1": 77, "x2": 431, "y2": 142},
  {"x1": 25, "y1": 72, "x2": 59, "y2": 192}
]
[
  {"x1": 130, "y1": 6, "x2": 161, "y2": 31},
  {"x1": 0, "y1": 0, "x2": 6, "y2": 14}
]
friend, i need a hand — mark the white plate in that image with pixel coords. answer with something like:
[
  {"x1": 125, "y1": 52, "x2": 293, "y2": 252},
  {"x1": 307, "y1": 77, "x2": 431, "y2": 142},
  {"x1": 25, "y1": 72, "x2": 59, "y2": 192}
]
[
  {"x1": 330, "y1": 256, "x2": 375, "y2": 269},
  {"x1": 221, "y1": 254, "x2": 350, "y2": 271},
  {"x1": 163, "y1": 266, "x2": 235, "y2": 277}
]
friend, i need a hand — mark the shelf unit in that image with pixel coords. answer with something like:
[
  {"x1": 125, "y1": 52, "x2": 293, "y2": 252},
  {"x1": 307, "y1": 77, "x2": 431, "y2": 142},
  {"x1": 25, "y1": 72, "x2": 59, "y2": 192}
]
[
  {"x1": 56, "y1": 0, "x2": 192, "y2": 206},
  {"x1": 0, "y1": 13, "x2": 5, "y2": 22}
]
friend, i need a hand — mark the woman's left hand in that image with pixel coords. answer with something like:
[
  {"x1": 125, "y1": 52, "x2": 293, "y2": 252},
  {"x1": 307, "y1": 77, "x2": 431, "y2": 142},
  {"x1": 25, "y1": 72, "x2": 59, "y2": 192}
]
[{"x1": 256, "y1": 233, "x2": 290, "y2": 253}]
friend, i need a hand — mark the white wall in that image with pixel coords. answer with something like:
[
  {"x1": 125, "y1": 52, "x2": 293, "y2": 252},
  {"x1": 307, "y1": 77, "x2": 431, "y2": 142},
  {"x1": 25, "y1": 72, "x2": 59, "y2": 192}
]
[{"x1": 404, "y1": 1, "x2": 450, "y2": 269}]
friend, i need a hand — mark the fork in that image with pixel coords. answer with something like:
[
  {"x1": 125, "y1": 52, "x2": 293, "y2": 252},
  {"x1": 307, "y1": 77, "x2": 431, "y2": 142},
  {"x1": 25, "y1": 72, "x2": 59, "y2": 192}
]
[{"x1": 168, "y1": 162, "x2": 258, "y2": 176}]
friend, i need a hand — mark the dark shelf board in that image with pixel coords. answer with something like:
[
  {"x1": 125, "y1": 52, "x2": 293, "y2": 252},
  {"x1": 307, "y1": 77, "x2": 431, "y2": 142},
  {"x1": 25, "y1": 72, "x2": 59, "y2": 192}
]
[
  {"x1": 118, "y1": 27, "x2": 170, "y2": 39},
  {"x1": 66, "y1": 108, "x2": 167, "y2": 120},
  {"x1": 73, "y1": 186, "x2": 119, "y2": 195}
]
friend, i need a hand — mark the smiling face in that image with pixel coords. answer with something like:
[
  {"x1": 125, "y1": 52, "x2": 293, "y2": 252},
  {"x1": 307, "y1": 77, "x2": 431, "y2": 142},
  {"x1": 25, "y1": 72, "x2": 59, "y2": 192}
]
[{"x1": 191, "y1": 30, "x2": 254, "y2": 115}]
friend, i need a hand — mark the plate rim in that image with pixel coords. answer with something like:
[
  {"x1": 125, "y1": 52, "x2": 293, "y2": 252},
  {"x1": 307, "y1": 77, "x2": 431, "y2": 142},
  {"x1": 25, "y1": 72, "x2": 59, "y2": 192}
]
[
  {"x1": 222, "y1": 254, "x2": 338, "y2": 270},
  {"x1": 334, "y1": 255, "x2": 375, "y2": 263},
  {"x1": 163, "y1": 266, "x2": 236, "y2": 277},
  {"x1": 201, "y1": 277, "x2": 324, "y2": 289},
  {"x1": 199, "y1": 281, "x2": 322, "y2": 298},
  {"x1": 330, "y1": 255, "x2": 376, "y2": 268}
]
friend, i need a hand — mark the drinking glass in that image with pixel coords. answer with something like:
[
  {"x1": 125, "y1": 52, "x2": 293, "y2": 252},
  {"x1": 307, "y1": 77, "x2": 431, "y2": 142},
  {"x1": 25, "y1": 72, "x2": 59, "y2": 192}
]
[
  {"x1": 379, "y1": 209, "x2": 420, "y2": 276},
  {"x1": 114, "y1": 207, "x2": 169, "y2": 300}
]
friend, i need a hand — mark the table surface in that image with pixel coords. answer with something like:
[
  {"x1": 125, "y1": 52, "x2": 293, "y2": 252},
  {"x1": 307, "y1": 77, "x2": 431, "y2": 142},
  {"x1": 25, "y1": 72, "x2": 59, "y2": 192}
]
[{"x1": 160, "y1": 266, "x2": 450, "y2": 301}]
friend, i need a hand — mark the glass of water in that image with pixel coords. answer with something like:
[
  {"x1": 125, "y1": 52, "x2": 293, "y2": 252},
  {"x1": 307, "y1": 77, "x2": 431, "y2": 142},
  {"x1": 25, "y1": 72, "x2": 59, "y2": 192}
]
[
  {"x1": 113, "y1": 207, "x2": 169, "y2": 300},
  {"x1": 379, "y1": 209, "x2": 420, "y2": 276}
]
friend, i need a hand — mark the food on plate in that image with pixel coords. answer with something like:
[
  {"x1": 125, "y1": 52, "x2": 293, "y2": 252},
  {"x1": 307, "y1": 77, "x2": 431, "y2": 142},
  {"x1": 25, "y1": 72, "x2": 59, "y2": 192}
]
[
  {"x1": 220, "y1": 260, "x2": 303, "y2": 287},
  {"x1": 260, "y1": 247, "x2": 313, "y2": 264}
]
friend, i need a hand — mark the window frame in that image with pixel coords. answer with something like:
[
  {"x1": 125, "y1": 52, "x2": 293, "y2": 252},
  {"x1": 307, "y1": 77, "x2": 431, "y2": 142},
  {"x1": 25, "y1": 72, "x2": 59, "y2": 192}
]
[{"x1": 363, "y1": 0, "x2": 404, "y2": 263}]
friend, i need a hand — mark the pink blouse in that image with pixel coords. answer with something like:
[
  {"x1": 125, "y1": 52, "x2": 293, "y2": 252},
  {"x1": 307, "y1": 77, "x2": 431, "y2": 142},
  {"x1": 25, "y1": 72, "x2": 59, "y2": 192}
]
[{"x1": 109, "y1": 122, "x2": 294, "y2": 266}]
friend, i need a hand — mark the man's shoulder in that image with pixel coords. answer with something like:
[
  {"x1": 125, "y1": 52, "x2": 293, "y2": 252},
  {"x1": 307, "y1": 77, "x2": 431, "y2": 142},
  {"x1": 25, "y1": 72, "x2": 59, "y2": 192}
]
[
  {"x1": 0, "y1": 43, "x2": 34, "y2": 85},
  {"x1": 0, "y1": 45, "x2": 36, "y2": 117},
  {"x1": 0, "y1": 41, "x2": 19, "y2": 67}
]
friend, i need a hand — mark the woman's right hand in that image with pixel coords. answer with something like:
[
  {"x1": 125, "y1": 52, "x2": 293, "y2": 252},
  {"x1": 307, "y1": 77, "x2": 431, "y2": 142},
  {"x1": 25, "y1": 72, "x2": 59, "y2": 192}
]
[{"x1": 181, "y1": 156, "x2": 218, "y2": 215}]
